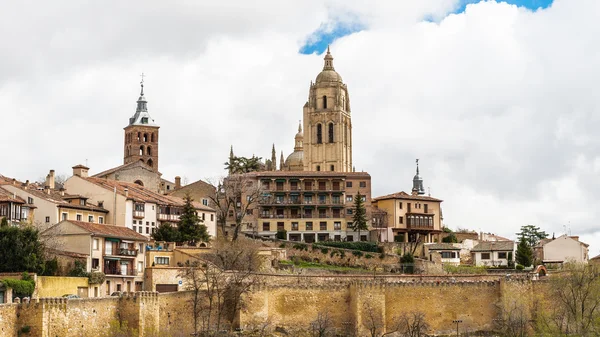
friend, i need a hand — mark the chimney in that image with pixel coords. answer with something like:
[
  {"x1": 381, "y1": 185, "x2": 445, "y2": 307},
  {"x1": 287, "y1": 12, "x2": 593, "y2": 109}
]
[
  {"x1": 72, "y1": 164, "x2": 89, "y2": 178},
  {"x1": 124, "y1": 188, "x2": 129, "y2": 197},
  {"x1": 175, "y1": 176, "x2": 181, "y2": 190},
  {"x1": 44, "y1": 185, "x2": 50, "y2": 194},
  {"x1": 24, "y1": 180, "x2": 30, "y2": 189},
  {"x1": 45, "y1": 169, "x2": 55, "y2": 190},
  {"x1": 12, "y1": 179, "x2": 16, "y2": 185},
  {"x1": 59, "y1": 187, "x2": 65, "y2": 196}
]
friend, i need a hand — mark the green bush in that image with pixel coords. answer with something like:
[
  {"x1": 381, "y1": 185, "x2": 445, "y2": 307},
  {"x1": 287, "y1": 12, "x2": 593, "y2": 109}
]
[
  {"x1": 276, "y1": 230, "x2": 287, "y2": 240},
  {"x1": 317, "y1": 241, "x2": 379, "y2": 253},
  {"x1": 321, "y1": 248, "x2": 329, "y2": 254},
  {"x1": 516, "y1": 264, "x2": 524, "y2": 270},
  {"x1": 365, "y1": 254, "x2": 373, "y2": 259},
  {"x1": 292, "y1": 243, "x2": 307, "y2": 251},
  {"x1": 352, "y1": 251, "x2": 363, "y2": 257},
  {"x1": 3, "y1": 273, "x2": 35, "y2": 298},
  {"x1": 68, "y1": 260, "x2": 88, "y2": 277},
  {"x1": 88, "y1": 272, "x2": 106, "y2": 285}
]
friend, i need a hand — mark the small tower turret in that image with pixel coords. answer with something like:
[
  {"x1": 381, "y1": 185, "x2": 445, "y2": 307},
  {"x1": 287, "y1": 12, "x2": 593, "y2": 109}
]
[{"x1": 412, "y1": 159, "x2": 425, "y2": 196}]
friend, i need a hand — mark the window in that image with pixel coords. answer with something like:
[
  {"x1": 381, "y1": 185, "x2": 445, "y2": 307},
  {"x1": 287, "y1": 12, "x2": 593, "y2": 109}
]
[
  {"x1": 137, "y1": 261, "x2": 144, "y2": 273},
  {"x1": 263, "y1": 222, "x2": 270, "y2": 231},
  {"x1": 320, "y1": 222, "x2": 327, "y2": 230},
  {"x1": 359, "y1": 181, "x2": 366, "y2": 188},
  {"x1": 151, "y1": 222, "x2": 155, "y2": 227},
  {"x1": 316, "y1": 165, "x2": 320, "y2": 171},
  {"x1": 45, "y1": 216, "x2": 50, "y2": 223},
  {"x1": 334, "y1": 222, "x2": 341, "y2": 230},
  {"x1": 138, "y1": 227, "x2": 142, "y2": 233},
  {"x1": 317, "y1": 124, "x2": 322, "y2": 144},
  {"x1": 88, "y1": 215, "x2": 94, "y2": 223},
  {"x1": 481, "y1": 253, "x2": 491, "y2": 260},
  {"x1": 146, "y1": 221, "x2": 150, "y2": 226},
  {"x1": 346, "y1": 182, "x2": 352, "y2": 188},
  {"x1": 92, "y1": 258, "x2": 99, "y2": 269},
  {"x1": 399, "y1": 202, "x2": 403, "y2": 209},
  {"x1": 202, "y1": 199, "x2": 208, "y2": 206},
  {"x1": 306, "y1": 222, "x2": 313, "y2": 230},
  {"x1": 346, "y1": 195, "x2": 353, "y2": 202},
  {"x1": 76, "y1": 214, "x2": 82, "y2": 221},
  {"x1": 93, "y1": 239, "x2": 99, "y2": 250},
  {"x1": 323, "y1": 95, "x2": 327, "y2": 109},
  {"x1": 155, "y1": 257, "x2": 170, "y2": 265},
  {"x1": 347, "y1": 235, "x2": 354, "y2": 242},
  {"x1": 441, "y1": 252, "x2": 456, "y2": 259},
  {"x1": 330, "y1": 165, "x2": 334, "y2": 171},
  {"x1": 277, "y1": 222, "x2": 284, "y2": 231},
  {"x1": 399, "y1": 217, "x2": 403, "y2": 224},
  {"x1": 498, "y1": 252, "x2": 507, "y2": 259},
  {"x1": 246, "y1": 209, "x2": 252, "y2": 215},
  {"x1": 347, "y1": 209, "x2": 353, "y2": 215},
  {"x1": 211, "y1": 214, "x2": 214, "y2": 221},
  {"x1": 28, "y1": 197, "x2": 34, "y2": 204},
  {"x1": 80, "y1": 199, "x2": 86, "y2": 206},
  {"x1": 141, "y1": 117, "x2": 148, "y2": 124},
  {"x1": 291, "y1": 222, "x2": 298, "y2": 231},
  {"x1": 146, "y1": 227, "x2": 149, "y2": 234},
  {"x1": 98, "y1": 216, "x2": 104, "y2": 224},
  {"x1": 133, "y1": 226, "x2": 137, "y2": 232},
  {"x1": 328, "y1": 123, "x2": 334, "y2": 143},
  {"x1": 105, "y1": 241, "x2": 113, "y2": 255},
  {"x1": 424, "y1": 204, "x2": 428, "y2": 213}
]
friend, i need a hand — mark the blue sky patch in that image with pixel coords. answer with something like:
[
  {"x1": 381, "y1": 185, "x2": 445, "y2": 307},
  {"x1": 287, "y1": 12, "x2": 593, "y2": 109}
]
[
  {"x1": 299, "y1": 22, "x2": 364, "y2": 55},
  {"x1": 453, "y1": 0, "x2": 553, "y2": 14}
]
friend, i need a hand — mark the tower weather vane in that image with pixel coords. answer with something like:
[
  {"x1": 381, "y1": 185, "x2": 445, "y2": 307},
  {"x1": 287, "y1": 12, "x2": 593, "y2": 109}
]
[{"x1": 140, "y1": 72, "x2": 145, "y2": 85}]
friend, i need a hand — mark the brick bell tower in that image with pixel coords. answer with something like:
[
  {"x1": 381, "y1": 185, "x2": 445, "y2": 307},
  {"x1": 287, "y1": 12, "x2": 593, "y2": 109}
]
[{"x1": 123, "y1": 77, "x2": 160, "y2": 171}]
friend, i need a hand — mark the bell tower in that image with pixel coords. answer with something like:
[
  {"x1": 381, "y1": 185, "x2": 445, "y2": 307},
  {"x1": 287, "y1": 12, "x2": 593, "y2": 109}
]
[
  {"x1": 123, "y1": 78, "x2": 160, "y2": 171},
  {"x1": 303, "y1": 47, "x2": 352, "y2": 172}
]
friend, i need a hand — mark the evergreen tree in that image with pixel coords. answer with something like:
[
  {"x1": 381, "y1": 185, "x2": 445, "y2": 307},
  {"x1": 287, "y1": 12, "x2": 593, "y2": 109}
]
[
  {"x1": 515, "y1": 237, "x2": 533, "y2": 267},
  {"x1": 152, "y1": 222, "x2": 181, "y2": 242},
  {"x1": 0, "y1": 226, "x2": 45, "y2": 273},
  {"x1": 516, "y1": 225, "x2": 548, "y2": 248},
  {"x1": 351, "y1": 192, "x2": 368, "y2": 240},
  {"x1": 177, "y1": 193, "x2": 210, "y2": 244},
  {"x1": 0, "y1": 217, "x2": 8, "y2": 227}
]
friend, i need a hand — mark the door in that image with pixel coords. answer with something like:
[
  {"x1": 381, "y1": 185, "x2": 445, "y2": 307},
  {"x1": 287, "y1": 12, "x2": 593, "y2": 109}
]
[
  {"x1": 77, "y1": 287, "x2": 88, "y2": 298},
  {"x1": 156, "y1": 284, "x2": 178, "y2": 293}
]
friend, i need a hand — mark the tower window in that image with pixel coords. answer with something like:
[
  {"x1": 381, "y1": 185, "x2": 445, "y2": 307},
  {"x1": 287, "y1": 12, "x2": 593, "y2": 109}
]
[
  {"x1": 151, "y1": 133, "x2": 155, "y2": 142},
  {"x1": 323, "y1": 95, "x2": 327, "y2": 109},
  {"x1": 147, "y1": 159, "x2": 153, "y2": 168},
  {"x1": 330, "y1": 165, "x2": 334, "y2": 171},
  {"x1": 143, "y1": 133, "x2": 148, "y2": 142},
  {"x1": 137, "y1": 132, "x2": 141, "y2": 141},
  {"x1": 316, "y1": 165, "x2": 321, "y2": 171},
  {"x1": 328, "y1": 123, "x2": 334, "y2": 143},
  {"x1": 147, "y1": 146, "x2": 152, "y2": 156},
  {"x1": 141, "y1": 117, "x2": 148, "y2": 124},
  {"x1": 139, "y1": 145, "x2": 144, "y2": 156},
  {"x1": 127, "y1": 147, "x2": 130, "y2": 156},
  {"x1": 317, "y1": 124, "x2": 322, "y2": 144}
]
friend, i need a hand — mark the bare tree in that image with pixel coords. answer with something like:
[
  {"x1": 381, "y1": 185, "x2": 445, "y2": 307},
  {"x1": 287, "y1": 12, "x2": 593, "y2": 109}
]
[
  {"x1": 310, "y1": 311, "x2": 334, "y2": 337},
  {"x1": 396, "y1": 311, "x2": 429, "y2": 337},
  {"x1": 208, "y1": 175, "x2": 263, "y2": 241},
  {"x1": 494, "y1": 297, "x2": 530, "y2": 337},
  {"x1": 362, "y1": 298, "x2": 428, "y2": 337}
]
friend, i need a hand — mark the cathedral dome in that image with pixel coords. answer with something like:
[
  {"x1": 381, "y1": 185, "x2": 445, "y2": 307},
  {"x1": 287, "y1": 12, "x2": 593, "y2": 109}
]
[
  {"x1": 285, "y1": 150, "x2": 304, "y2": 169},
  {"x1": 316, "y1": 70, "x2": 343, "y2": 83}
]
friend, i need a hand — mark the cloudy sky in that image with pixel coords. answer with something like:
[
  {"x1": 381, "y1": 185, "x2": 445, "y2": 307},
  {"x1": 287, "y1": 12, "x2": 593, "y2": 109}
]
[{"x1": 3, "y1": 0, "x2": 600, "y2": 252}]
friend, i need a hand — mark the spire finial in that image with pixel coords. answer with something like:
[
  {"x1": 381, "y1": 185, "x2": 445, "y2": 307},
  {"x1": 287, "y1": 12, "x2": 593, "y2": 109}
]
[
  {"x1": 327, "y1": 45, "x2": 330, "y2": 54},
  {"x1": 323, "y1": 46, "x2": 334, "y2": 70},
  {"x1": 298, "y1": 120, "x2": 302, "y2": 133},
  {"x1": 416, "y1": 158, "x2": 419, "y2": 175},
  {"x1": 140, "y1": 73, "x2": 145, "y2": 96}
]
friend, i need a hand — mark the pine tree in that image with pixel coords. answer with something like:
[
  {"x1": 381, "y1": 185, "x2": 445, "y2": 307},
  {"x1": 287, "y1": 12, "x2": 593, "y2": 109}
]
[
  {"x1": 177, "y1": 193, "x2": 210, "y2": 244},
  {"x1": 351, "y1": 192, "x2": 368, "y2": 240},
  {"x1": 515, "y1": 237, "x2": 533, "y2": 267},
  {"x1": 152, "y1": 222, "x2": 181, "y2": 242}
]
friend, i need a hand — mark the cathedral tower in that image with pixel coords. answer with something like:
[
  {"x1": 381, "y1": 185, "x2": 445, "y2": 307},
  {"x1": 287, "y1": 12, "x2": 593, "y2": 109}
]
[
  {"x1": 123, "y1": 80, "x2": 160, "y2": 171},
  {"x1": 303, "y1": 47, "x2": 352, "y2": 172}
]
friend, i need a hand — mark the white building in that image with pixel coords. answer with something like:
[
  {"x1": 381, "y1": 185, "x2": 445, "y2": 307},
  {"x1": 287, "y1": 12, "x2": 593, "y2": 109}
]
[
  {"x1": 535, "y1": 235, "x2": 589, "y2": 265},
  {"x1": 425, "y1": 243, "x2": 461, "y2": 266},
  {"x1": 471, "y1": 241, "x2": 515, "y2": 267}
]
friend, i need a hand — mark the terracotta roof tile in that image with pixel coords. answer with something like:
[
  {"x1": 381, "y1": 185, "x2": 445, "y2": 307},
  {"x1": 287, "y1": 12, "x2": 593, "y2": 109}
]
[
  {"x1": 372, "y1": 191, "x2": 443, "y2": 202},
  {"x1": 426, "y1": 243, "x2": 460, "y2": 250},
  {"x1": 64, "y1": 220, "x2": 149, "y2": 241},
  {"x1": 471, "y1": 241, "x2": 515, "y2": 252}
]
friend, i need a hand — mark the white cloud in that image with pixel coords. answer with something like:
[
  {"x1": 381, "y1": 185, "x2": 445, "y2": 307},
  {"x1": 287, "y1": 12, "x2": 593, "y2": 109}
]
[{"x1": 2, "y1": 0, "x2": 600, "y2": 252}]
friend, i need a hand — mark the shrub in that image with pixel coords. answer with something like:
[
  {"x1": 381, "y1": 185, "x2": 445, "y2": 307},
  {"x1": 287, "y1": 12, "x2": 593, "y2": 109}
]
[
  {"x1": 88, "y1": 272, "x2": 106, "y2": 285},
  {"x1": 68, "y1": 260, "x2": 88, "y2": 277},
  {"x1": 516, "y1": 264, "x2": 524, "y2": 270},
  {"x1": 320, "y1": 248, "x2": 329, "y2": 254},
  {"x1": 317, "y1": 241, "x2": 379, "y2": 253},
  {"x1": 276, "y1": 230, "x2": 287, "y2": 240},
  {"x1": 352, "y1": 251, "x2": 363, "y2": 257},
  {"x1": 3, "y1": 273, "x2": 35, "y2": 298},
  {"x1": 400, "y1": 253, "x2": 415, "y2": 274},
  {"x1": 365, "y1": 254, "x2": 373, "y2": 259},
  {"x1": 292, "y1": 243, "x2": 307, "y2": 251}
]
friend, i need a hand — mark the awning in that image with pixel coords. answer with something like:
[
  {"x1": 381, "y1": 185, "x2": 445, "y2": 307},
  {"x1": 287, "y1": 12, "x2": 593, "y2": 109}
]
[
  {"x1": 104, "y1": 257, "x2": 121, "y2": 261},
  {"x1": 121, "y1": 240, "x2": 134, "y2": 243},
  {"x1": 105, "y1": 238, "x2": 120, "y2": 242},
  {"x1": 275, "y1": 179, "x2": 286, "y2": 182}
]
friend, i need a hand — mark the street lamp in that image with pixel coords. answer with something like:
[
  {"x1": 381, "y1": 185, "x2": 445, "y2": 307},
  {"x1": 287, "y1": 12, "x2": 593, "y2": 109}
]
[{"x1": 452, "y1": 319, "x2": 463, "y2": 337}]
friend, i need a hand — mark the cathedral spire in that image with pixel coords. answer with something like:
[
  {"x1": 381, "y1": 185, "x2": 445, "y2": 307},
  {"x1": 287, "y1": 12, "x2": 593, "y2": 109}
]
[
  {"x1": 412, "y1": 159, "x2": 425, "y2": 196},
  {"x1": 136, "y1": 73, "x2": 147, "y2": 112},
  {"x1": 323, "y1": 45, "x2": 334, "y2": 70},
  {"x1": 280, "y1": 151, "x2": 284, "y2": 171},
  {"x1": 271, "y1": 144, "x2": 277, "y2": 171}
]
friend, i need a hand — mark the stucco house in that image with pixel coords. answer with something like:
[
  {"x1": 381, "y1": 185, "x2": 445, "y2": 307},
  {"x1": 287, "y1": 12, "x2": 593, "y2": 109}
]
[
  {"x1": 471, "y1": 241, "x2": 515, "y2": 267},
  {"x1": 534, "y1": 235, "x2": 589, "y2": 265},
  {"x1": 426, "y1": 243, "x2": 461, "y2": 266}
]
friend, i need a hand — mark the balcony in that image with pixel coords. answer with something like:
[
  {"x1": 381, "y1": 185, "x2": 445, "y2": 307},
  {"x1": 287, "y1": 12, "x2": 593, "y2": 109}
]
[
  {"x1": 133, "y1": 211, "x2": 145, "y2": 219},
  {"x1": 118, "y1": 248, "x2": 139, "y2": 257},
  {"x1": 104, "y1": 267, "x2": 137, "y2": 276},
  {"x1": 158, "y1": 213, "x2": 180, "y2": 221}
]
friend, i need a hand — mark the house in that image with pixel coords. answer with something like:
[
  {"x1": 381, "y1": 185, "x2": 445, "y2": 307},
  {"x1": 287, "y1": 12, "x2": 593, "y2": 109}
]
[
  {"x1": 471, "y1": 241, "x2": 515, "y2": 267},
  {"x1": 64, "y1": 167, "x2": 217, "y2": 238},
  {"x1": 0, "y1": 172, "x2": 108, "y2": 227},
  {"x1": 534, "y1": 235, "x2": 589, "y2": 265},
  {"x1": 0, "y1": 183, "x2": 34, "y2": 226},
  {"x1": 425, "y1": 243, "x2": 461, "y2": 266},
  {"x1": 44, "y1": 220, "x2": 149, "y2": 296},
  {"x1": 168, "y1": 177, "x2": 216, "y2": 209}
]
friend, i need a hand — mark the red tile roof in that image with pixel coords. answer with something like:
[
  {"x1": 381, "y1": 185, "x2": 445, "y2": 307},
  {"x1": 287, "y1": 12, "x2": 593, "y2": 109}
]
[
  {"x1": 372, "y1": 191, "x2": 443, "y2": 202},
  {"x1": 65, "y1": 220, "x2": 149, "y2": 241}
]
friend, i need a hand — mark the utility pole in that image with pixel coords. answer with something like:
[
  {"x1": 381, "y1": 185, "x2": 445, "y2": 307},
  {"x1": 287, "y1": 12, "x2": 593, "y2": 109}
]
[{"x1": 452, "y1": 319, "x2": 463, "y2": 337}]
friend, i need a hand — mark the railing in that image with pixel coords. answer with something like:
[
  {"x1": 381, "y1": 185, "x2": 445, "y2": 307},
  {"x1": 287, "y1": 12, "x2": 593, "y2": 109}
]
[
  {"x1": 104, "y1": 267, "x2": 137, "y2": 276},
  {"x1": 158, "y1": 213, "x2": 180, "y2": 221},
  {"x1": 133, "y1": 211, "x2": 145, "y2": 218},
  {"x1": 118, "y1": 248, "x2": 139, "y2": 256}
]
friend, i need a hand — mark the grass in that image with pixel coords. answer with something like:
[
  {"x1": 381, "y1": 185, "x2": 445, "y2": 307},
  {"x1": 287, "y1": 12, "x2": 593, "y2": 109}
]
[{"x1": 279, "y1": 260, "x2": 367, "y2": 273}]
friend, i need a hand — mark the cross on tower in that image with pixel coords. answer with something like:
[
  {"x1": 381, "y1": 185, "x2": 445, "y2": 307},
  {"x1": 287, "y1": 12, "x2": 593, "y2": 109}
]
[{"x1": 140, "y1": 72, "x2": 145, "y2": 84}]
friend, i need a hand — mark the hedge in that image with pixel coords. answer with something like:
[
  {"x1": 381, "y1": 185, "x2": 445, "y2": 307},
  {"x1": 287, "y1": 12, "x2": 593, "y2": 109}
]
[{"x1": 316, "y1": 241, "x2": 381, "y2": 253}]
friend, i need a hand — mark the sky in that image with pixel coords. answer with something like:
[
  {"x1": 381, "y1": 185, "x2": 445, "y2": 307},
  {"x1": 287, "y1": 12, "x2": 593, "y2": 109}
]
[{"x1": 3, "y1": 0, "x2": 600, "y2": 253}]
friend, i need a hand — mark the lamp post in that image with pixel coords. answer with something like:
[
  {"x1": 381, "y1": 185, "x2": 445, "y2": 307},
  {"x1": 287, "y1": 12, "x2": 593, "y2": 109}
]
[{"x1": 452, "y1": 319, "x2": 463, "y2": 337}]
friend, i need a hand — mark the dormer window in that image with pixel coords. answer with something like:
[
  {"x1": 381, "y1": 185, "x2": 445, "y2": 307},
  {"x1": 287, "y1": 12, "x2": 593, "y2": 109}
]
[
  {"x1": 27, "y1": 197, "x2": 34, "y2": 204},
  {"x1": 141, "y1": 117, "x2": 148, "y2": 124},
  {"x1": 79, "y1": 199, "x2": 86, "y2": 206}
]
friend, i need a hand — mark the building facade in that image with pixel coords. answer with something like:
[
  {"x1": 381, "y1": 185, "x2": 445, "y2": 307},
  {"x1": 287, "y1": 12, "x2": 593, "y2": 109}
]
[
  {"x1": 123, "y1": 80, "x2": 159, "y2": 171},
  {"x1": 535, "y1": 235, "x2": 589, "y2": 264}
]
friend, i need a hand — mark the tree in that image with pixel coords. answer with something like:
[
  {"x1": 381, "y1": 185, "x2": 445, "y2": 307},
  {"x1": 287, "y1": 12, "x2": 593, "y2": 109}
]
[
  {"x1": 400, "y1": 253, "x2": 415, "y2": 274},
  {"x1": 310, "y1": 311, "x2": 334, "y2": 337},
  {"x1": 0, "y1": 217, "x2": 8, "y2": 227},
  {"x1": 177, "y1": 193, "x2": 210, "y2": 244},
  {"x1": 515, "y1": 238, "x2": 533, "y2": 267},
  {"x1": 516, "y1": 224, "x2": 548, "y2": 248},
  {"x1": 151, "y1": 222, "x2": 181, "y2": 242},
  {"x1": 209, "y1": 175, "x2": 263, "y2": 241},
  {"x1": 396, "y1": 311, "x2": 429, "y2": 337},
  {"x1": 224, "y1": 155, "x2": 263, "y2": 174},
  {"x1": 0, "y1": 226, "x2": 45, "y2": 274},
  {"x1": 351, "y1": 192, "x2": 368, "y2": 240},
  {"x1": 535, "y1": 263, "x2": 600, "y2": 335}
]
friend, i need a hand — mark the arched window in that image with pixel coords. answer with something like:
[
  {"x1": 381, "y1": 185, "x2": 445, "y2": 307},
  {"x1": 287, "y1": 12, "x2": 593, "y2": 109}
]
[
  {"x1": 143, "y1": 133, "x2": 148, "y2": 142},
  {"x1": 151, "y1": 133, "x2": 155, "y2": 142},
  {"x1": 317, "y1": 124, "x2": 322, "y2": 144},
  {"x1": 139, "y1": 145, "x2": 144, "y2": 156},
  {"x1": 147, "y1": 159, "x2": 153, "y2": 168},
  {"x1": 134, "y1": 180, "x2": 144, "y2": 186},
  {"x1": 126, "y1": 147, "x2": 130, "y2": 156},
  {"x1": 147, "y1": 146, "x2": 152, "y2": 156},
  {"x1": 316, "y1": 165, "x2": 321, "y2": 172},
  {"x1": 137, "y1": 132, "x2": 141, "y2": 141},
  {"x1": 328, "y1": 123, "x2": 334, "y2": 143},
  {"x1": 323, "y1": 95, "x2": 327, "y2": 109}
]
